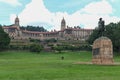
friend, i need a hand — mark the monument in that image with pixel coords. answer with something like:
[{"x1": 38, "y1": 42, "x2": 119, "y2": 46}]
[{"x1": 92, "y1": 18, "x2": 114, "y2": 65}]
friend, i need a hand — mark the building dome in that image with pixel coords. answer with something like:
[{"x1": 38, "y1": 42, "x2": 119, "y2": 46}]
[
  {"x1": 14, "y1": 16, "x2": 20, "y2": 26},
  {"x1": 61, "y1": 17, "x2": 65, "y2": 23},
  {"x1": 61, "y1": 17, "x2": 66, "y2": 30},
  {"x1": 15, "y1": 16, "x2": 19, "y2": 22}
]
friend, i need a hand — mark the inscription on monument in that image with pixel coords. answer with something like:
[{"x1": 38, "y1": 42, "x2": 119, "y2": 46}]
[{"x1": 93, "y1": 48, "x2": 100, "y2": 55}]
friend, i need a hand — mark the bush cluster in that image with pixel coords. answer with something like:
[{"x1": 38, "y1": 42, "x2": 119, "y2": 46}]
[
  {"x1": 52, "y1": 44, "x2": 92, "y2": 52},
  {"x1": 29, "y1": 44, "x2": 43, "y2": 53},
  {"x1": 9, "y1": 45, "x2": 29, "y2": 50},
  {"x1": 9, "y1": 44, "x2": 43, "y2": 53}
]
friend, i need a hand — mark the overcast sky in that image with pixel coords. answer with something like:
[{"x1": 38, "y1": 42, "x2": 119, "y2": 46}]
[{"x1": 0, "y1": 0, "x2": 120, "y2": 30}]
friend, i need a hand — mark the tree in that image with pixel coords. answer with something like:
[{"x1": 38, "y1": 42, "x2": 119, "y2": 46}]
[
  {"x1": 0, "y1": 26, "x2": 10, "y2": 51},
  {"x1": 87, "y1": 22, "x2": 120, "y2": 53},
  {"x1": 20, "y1": 25, "x2": 47, "y2": 32},
  {"x1": 87, "y1": 28, "x2": 100, "y2": 44},
  {"x1": 104, "y1": 22, "x2": 120, "y2": 52},
  {"x1": 87, "y1": 18, "x2": 106, "y2": 44}
]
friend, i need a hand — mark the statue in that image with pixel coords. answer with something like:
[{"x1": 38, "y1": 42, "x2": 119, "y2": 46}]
[
  {"x1": 92, "y1": 18, "x2": 114, "y2": 65},
  {"x1": 98, "y1": 18, "x2": 105, "y2": 36}
]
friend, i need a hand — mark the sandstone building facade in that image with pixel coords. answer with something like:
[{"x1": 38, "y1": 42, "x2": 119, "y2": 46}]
[{"x1": 3, "y1": 16, "x2": 93, "y2": 41}]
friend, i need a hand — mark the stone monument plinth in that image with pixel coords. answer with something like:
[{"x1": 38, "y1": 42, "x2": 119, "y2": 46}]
[{"x1": 92, "y1": 36, "x2": 114, "y2": 65}]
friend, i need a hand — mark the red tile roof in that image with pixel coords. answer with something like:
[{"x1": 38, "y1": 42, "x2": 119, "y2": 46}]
[
  {"x1": 22, "y1": 30, "x2": 58, "y2": 34},
  {"x1": 3, "y1": 26, "x2": 19, "y2": 30}
]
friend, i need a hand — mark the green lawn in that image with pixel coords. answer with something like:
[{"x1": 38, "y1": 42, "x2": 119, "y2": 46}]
[{"x1": 0, "y1": 51, "x2": 120, "y2": 80}]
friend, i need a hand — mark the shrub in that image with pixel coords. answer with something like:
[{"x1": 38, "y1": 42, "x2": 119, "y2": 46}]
[
  {"x1": 29, "y1": 44, "x2": 43, "y2": 53},
  {"x1": 78, "y1": 45, "x2": 92, "y2": 51},
  {"x1": 9, "y1": 45, "x2": 30, "y2": 50},
  {"x1": 52, "y1": 46, "x2": 64, "y2": 53}
]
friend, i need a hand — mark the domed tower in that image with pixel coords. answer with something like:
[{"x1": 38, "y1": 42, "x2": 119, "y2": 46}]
[
  {"x1": 15, "y1": 16, "x2": 20, "y2": 26},
  {"x1": 61, "y1": 17, "x2": 66, "y2": 30},
  {"x1": 14, "y1": 16, "x2": 22, "y2": 37}
]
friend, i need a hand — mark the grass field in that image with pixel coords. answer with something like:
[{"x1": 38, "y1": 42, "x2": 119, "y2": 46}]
[{"x1": 0, "y1": 51, "x2": 120, "y2": 80}]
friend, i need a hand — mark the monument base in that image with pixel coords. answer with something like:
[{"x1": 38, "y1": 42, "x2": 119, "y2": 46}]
[
  {"x1": 92, "y1": 36, "x2": 114, "y2": 65},
  {"x1": 92, "y1": 58, "x2": 113, "y2": 65}
]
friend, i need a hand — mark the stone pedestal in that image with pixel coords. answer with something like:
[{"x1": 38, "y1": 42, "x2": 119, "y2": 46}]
[{"x1": 92, "y1": 36, "x2": 114, "y2": 65}]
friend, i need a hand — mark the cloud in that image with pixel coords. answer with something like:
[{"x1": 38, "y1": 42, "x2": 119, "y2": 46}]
[
  {"x1": 10, "y1": 0, "x2": 120, "y2": 31},
  {"x1": 0, "y1": 0, "x2": 22, "y2": 6},
  {"x1": 80, "y1": 0, "x2": 113, "y2": 15},
  {"x1": 10, "y1": 0, "x2": 61, "y2": 30},
  {"x1": 61, "y1": 0, "x2": 120, "y2": 29},
  {"x1": 109, "y1": 0, "x2": 119, "y2": 2},
  {"x1": 67, "y1": 0, "x2": 120, "y2": 29}
]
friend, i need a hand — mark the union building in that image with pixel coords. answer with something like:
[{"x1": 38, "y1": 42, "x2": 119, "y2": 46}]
[{"x1": 3, "y1": 16, "x2": 93, "y2": 41}]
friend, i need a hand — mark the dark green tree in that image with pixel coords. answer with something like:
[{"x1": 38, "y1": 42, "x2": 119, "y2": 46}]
[
  {"x1": 87, "y1": 28, "x2": 100, "y2": 44},
  {"x1": 20, "y1": 25, "x2": 47, "y2": 32},
  {"x1": 0, "y1": 26, "x2": 10, "y2": 51},
  {"x1": 87, "y1": 18, "x2": 106, "y2": 44},
  {"x1": 87, "y1": 22, "x2": 120, "y2": 52},
  {"x1": 105, "y1": 22, "x2": 120, "y2": 52}
]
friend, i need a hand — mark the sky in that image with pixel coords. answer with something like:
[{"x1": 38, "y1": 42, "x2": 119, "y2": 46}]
[{"x1": 0, "y1": 0, "x2": 120, "y2": 31}]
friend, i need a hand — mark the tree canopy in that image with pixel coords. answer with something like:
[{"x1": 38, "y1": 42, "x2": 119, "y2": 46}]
[
  {"x1": 87, "y1": 22, "x2": 120, "y2": 52},
  {"x1": 0, "y1": 26, "x2": 10, "y2": 51},
  {"x1": 20, "y1": 25, "x2": 47, "y2": 32}
]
